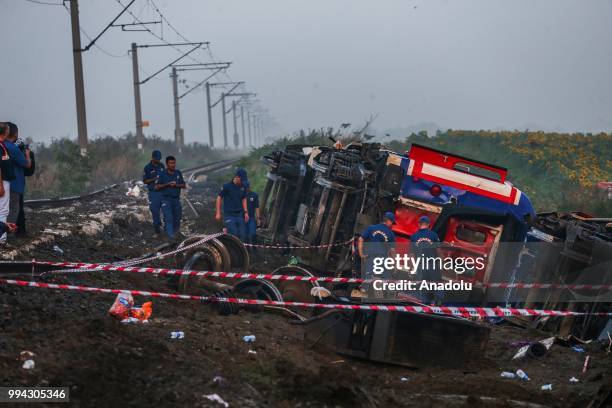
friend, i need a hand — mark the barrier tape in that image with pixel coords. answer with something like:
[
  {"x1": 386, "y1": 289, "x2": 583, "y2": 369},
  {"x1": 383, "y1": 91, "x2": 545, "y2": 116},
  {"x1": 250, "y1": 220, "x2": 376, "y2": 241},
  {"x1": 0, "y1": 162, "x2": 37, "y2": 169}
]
[
  {"x1": 242, "y1": 238, "x2": 354, "y2": 250},
  {"x1": 32, "y1": 261, "x2": 612, "y2": 291},
  {"x1": 45, "y1": 233, "x2": 225, "y2": 276},
  {"x1": 1, "y1": 278, "x2": 610, "y2": 317}
]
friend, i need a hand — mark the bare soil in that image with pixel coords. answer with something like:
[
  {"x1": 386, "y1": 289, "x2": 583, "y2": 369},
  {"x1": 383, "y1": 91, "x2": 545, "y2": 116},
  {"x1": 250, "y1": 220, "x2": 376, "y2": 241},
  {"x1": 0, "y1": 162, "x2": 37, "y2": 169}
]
[{"x1": 1, "y1": 178, "x2": 610, "y2": 407}]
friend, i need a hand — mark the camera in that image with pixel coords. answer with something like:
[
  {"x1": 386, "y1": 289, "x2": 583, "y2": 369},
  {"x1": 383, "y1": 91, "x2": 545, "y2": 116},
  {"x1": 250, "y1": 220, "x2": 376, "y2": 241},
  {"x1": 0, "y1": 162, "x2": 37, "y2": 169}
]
[{"x1": 15, "y1": 138, "x2": 29, "y2": 152}]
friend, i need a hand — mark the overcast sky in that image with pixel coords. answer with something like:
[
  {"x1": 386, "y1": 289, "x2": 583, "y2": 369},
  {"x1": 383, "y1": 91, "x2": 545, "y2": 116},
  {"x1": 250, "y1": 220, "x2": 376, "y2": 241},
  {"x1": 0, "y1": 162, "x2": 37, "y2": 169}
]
[{"x1": 3, "y1": 0, "x2": 612, "y2": 145}]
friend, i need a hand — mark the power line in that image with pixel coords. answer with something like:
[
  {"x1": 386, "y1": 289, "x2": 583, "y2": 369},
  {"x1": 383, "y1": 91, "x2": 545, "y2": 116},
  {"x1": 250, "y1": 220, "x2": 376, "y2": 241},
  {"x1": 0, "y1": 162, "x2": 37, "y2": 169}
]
[
  {"x1": 62, "y1": 3, "x2": 128, "y2": 59},
  {"x1": 22, "y1": 0, "x2": 63, "y2": 5}
]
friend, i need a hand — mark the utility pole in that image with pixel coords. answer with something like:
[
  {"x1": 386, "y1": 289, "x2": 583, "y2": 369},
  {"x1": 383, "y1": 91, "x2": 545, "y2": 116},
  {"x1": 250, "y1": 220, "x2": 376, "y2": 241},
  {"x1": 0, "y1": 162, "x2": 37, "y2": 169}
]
[
  {"x1": 205, "y1": 82, "x2": 214, "y2": 148},
  {"x1": 240, "y1": 105, "x2": 246, "y2": 148},
  {"x1": 232, "y1": 100, "x2": 239, "y2": 148},
  {"x1": 131, "y1": 42, "x2": 144, "y2": 150},
  {"x1": 221, "y1": 93, "x2": 228, "y2": 148},
  {"x1": 172, "y1": 62, "x2": 230, "y2": 148},
  {"x1": 247, "y1": 111, "x2": 252, "y2": 147},
  {"x1": 69, "y1": 0, "x2": 89, "y2": 155},
  {"x1": 129, "y1": 42, "x2": 206, "y2": 150},
  {"x1": 171, "y1": 67, "x2": 183, "y2": 151}
]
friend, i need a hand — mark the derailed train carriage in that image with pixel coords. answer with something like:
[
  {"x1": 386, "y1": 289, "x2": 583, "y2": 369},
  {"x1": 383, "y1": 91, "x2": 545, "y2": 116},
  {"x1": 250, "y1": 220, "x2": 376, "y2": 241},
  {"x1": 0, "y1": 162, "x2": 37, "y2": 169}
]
[{"x1": 177, "y1": 141, "x2": 611, "y2": 366}]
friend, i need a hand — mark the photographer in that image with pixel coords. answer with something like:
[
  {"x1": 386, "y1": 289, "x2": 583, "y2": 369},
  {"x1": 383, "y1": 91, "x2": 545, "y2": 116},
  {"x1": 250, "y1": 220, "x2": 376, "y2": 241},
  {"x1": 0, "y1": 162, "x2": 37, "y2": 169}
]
[
  {"x1": 5, "y1": 122, "x2": 31, "y2": 237},
  {"x1": 0, "y1": 122, "x2": 15, "y2": 245}
]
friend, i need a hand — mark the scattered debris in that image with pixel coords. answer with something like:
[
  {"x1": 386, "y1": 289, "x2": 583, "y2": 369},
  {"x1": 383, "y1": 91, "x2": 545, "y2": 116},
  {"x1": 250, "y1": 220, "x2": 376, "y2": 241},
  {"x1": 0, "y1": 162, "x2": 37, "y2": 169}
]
[
  {"x1": 212, "y1": 376, "x2": 225, "y2": 387},
  {"x1": 204, "y1": 393, "x2": 229, "y2": 408},
  {"x1": 243, "y1": 335, "x2": 256, "y2": 343},
  {"x1": 516, "y1": 369, "x2": 530, "y2": 381},
  {"x1": 571, "y1": 346, "x2": 585, "y2": 353},
  {"x1": 569, "y1": 377, "x2": 579, "y2": 383},
  {"x1": 582, "y1": 355, "x2": 590, "y2": 374},
  {"x1": 52, "y1": 245, "x2": 64, "y2": 255},
  {"x1": 19, "y1": 350, "x2": 35, "y2": 361},
  {"x1": 400, "y1": 377, "x2": 410, "y2": 382},
  {"x1": 170, "y1": 331, "x2": 185, "y2": 339},
  {"x1": 513, "y1": 337, "x2": 554, "y2": 359},
  {"x1": 541, "y1": 384, "x2": 553, "y2": 391},
  {"x1": 248, "y1": 350, "x2": 257, "y2": 357},
  {"x1": 108, "y1": 293, "x2": 152, "y2": 322},
  {"x1": 108, "y1": 292, "x2": 134, "y2": 320},
  {"x1": 121, "y1": 317, "x2": 149, "y2": 324},
  {"x1": 310, "y1": 286, "x2": 331, "y2": 299},
  {"x1": 126, "y1": 185, "x2": 141, "y2": 198},
  {"x1": 22, "y1": 360, "x2": 35, "y2": 370},
  {"x1": 501, "y1": 372, "x2": 516, "y2": 379}
]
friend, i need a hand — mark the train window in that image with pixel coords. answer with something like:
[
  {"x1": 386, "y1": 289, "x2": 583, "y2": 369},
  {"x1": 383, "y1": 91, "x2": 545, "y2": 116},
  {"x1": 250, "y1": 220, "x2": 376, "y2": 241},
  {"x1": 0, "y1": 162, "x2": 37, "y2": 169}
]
[
  {"x1": 453, "y1": 162, "x2": 502, "y2": 182},
  {"x1": 456, "y1": 225, "x2": 487, "y2": 244}
]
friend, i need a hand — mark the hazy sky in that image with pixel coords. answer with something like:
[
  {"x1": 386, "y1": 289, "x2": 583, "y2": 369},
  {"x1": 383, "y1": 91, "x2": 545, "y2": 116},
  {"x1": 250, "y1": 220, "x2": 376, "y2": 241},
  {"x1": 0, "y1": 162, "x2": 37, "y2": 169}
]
[{"x1": 3, "y1": 0, "x2": 612, "y2": 145}]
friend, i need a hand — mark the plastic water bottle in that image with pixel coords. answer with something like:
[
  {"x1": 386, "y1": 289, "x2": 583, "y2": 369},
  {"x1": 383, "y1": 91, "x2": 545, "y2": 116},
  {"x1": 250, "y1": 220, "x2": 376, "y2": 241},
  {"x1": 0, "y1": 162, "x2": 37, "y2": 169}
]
[
  {"x1": 500, "y1": 372, "x2": 516, "y2": 379},
  {"x1": 170, "y1": 331, "x2": 185, "y2": 339},
  {"x1": 516, "y1": 369, "x2": 530, "y2": 381},
  {"x1": 243, "y1": 335, "x2": 256, "y2": 343}
]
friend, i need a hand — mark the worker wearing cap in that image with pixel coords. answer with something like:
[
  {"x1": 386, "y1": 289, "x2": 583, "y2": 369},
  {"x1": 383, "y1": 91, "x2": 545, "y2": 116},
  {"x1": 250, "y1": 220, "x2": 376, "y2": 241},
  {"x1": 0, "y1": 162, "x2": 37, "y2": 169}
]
[
  {"x1": 155, "y1": 156, "x2": 186, "y2": 240},
  {"x1": 411, "y1": 215, "x2": 442, "y2": 304},
  {"x1": 215, "y1": 171, "x2": 248, "y2": 241},
  {"x1": 143, "y1": 150, "x2": 165, "y2": 235},
  {"x1": 243, "y1": 181, "x2": 260, "y2": 246},
  {"x1": 357, "y1": 212, "x2": 397, "y2": 280}
]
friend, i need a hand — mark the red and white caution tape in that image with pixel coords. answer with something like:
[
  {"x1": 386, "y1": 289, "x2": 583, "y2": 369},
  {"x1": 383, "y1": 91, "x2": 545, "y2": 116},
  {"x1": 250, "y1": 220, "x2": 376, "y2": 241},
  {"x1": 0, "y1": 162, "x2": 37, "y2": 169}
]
[
  {"x1": 45, "y1": 233, "x2": 225, "y2": 276},
  {"x1": 1, "y1": 278, "x2": 610, "y2": 317},
  {"x1": 242, "y1": 238, "x2": 354, "y2": 250},
  {"x1": 474, "y1": 282, "x2": 612, "y2": 290},
  {"x1": 32, "y1": 261, "x2": 612, "y2": 291}
]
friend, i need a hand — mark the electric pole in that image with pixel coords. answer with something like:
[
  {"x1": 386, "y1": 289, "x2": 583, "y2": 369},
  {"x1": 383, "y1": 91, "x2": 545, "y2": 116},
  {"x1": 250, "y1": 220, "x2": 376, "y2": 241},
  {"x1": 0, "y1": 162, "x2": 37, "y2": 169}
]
[
  {"x1": 129, "y1": 42, "x2": 206, "y2": 150},
  {"x1": 171, "y1": 62, "x2": 230, "y2": 148},
  {"x1": 171, "y1": 67, "x2": 184, "y2": 151},
  {"x1": 247, "y1": 111, "x2": 252, "y2": 147},
  {"x1": 232, "y1": 100, "x2": 239, "y2": 148},
  {"x1": 205, "y1": 82, "x2": 214, "y2": 148},
  {"x1": 131, "y1": 42, "x2": 144, "y2": 150},
  {"x1": 221, "y1": 93, "x2": 228, "y2": 148},
  {"x1": 69, "y1": 0, "x2": 89, "y2": 155},
  {"x1": 240, "y1": 105, "x2": 246, "y2": 148}
]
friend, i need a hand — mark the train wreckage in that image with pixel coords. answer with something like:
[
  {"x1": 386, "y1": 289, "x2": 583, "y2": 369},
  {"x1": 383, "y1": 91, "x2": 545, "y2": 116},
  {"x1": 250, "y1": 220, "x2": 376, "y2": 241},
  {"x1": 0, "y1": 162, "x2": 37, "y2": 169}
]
[{"x1": 165, "y1": 141, "x2": 612, "y2": 368}]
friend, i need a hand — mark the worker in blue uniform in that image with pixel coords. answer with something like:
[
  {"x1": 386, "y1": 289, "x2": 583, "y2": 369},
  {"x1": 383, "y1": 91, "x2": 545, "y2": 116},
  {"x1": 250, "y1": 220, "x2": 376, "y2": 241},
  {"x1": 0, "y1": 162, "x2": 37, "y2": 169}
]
[
  {"x1": 142, "y1": 150, "x2": 165, "y2": 234},
  {"x1": 215, "y1": 171, "x2": 248, "y2": 241},
  {"x1": 354, "y1": 212, "x2": 397, "y2": 298},
  {"x1": 155, "y1": 156, "x2": 186, "y2": 240},
  {"x1": 357, "y1": 212, "x2": 397, "y2": 279},
  {"x1": 244, "y1": 181, "x2": 260, "y2": 246},
  {"x1": 410, "y1": 215, "x2": 442, "y2": 304}
]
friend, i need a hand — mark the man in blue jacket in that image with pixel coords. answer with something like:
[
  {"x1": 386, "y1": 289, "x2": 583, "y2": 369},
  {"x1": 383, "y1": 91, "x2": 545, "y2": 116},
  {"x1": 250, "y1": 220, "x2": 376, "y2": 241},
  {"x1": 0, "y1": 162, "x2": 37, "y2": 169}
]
[
  {"x1": 155, "y1": 156, "x2": 186, "y2": 240},
  {"x1": 142, "y1": 150, "x2": 164, "y2": 235},
  {"x1": 215, "y1": 171, "x2": 248, "y2": 241},
  {"x1": 4, "y1": 122, "x2": 31, "y2": 237}
]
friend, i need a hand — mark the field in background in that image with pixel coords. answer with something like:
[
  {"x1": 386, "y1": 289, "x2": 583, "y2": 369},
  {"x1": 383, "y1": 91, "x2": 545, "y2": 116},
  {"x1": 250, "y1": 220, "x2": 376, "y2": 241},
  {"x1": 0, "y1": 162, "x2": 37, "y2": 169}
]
[
  {"x1": 238, "y1": 130, "x2": 612, "y2": 217},
  {"x1": 26, "y1": 133, "x2": 239, "y2": 199}
]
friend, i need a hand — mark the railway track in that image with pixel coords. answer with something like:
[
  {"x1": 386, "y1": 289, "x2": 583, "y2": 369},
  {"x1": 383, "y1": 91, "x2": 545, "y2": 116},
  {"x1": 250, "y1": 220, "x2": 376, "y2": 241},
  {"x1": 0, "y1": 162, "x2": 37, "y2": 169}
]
[{"x1": 23, "y1": 158, "x2": 239, "y2": 209}]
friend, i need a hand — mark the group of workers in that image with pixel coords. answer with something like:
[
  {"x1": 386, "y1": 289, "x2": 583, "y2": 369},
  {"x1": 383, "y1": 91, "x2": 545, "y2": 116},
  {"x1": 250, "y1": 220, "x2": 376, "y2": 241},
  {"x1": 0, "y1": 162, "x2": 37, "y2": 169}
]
[
  {"x1": 142, "y1": 151, "x2": 260, "y2": 244},
  {"x1": 0, "y1": 121, "x2": 35, "y2": 246},
  {"x1": 356, "y1": 212, "x2": 441, "y2": 300}
]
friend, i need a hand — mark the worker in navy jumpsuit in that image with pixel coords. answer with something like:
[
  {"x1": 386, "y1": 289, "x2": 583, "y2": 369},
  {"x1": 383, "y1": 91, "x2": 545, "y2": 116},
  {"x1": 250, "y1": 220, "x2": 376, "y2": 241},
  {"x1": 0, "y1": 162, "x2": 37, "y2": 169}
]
[
  {"x1": 215, "y1": 171, "x2": 248, "y2": 241},
  {"x1": 155, "y1": 156, "x2": 186, "y2": 240},
  {"x1": 142, "y1": 150, "x2": 164, "y2": 234}
]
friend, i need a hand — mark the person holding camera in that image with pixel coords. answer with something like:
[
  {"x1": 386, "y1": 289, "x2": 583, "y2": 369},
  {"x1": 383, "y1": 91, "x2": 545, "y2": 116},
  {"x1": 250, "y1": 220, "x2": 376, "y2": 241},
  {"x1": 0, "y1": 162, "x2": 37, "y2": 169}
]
[
  {"x1": 4, "y1": 122, "x2": 32, "y2": 237},
  {"x1": 0, "y1": 123, "x2": 16, "y2": 245}
]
